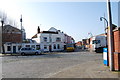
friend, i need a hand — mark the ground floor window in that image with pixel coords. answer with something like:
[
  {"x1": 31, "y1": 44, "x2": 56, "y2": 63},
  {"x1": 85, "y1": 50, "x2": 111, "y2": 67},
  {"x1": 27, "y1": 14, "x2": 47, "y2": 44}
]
[
  {"x1": 57, "y1": 44, "x2": 60, "y2": 49},
  {"x1": 18, "y1": 46, "x2": 22, "y2": 50},
  {"x1": 36, "y1": 45, "x2": 40, "y2": 50},
  {"x1": 54, "y1": 44, "x2": 56, "y2": 49},
  {"x1": 31, "y1": 45, "x2": 35, "y2": 49},
  {"x1": 44, "y1": 45, "x2": 47, "y2": 49},
  {"x1": 7, "y1": 46, "x2": 11, "y2": 51}
]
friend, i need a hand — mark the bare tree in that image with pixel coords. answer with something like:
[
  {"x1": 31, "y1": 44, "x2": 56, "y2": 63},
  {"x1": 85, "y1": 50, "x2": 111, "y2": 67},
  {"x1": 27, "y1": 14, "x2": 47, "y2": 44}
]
[
  {"x1": 0, "y1": 11, "x2": 7, "y2": 25},
  {"x1": 0, "y1": 11, "x2": 18, "y2": 53},
  {"x1": 0, "y1": 11, "x2": 18, "y2": 27}
]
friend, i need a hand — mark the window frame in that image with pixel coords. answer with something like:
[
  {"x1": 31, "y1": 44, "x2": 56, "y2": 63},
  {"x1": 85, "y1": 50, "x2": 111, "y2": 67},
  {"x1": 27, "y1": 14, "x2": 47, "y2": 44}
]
[{"x1": 7, "y1": 46, "x2": 11, "y2": 51}]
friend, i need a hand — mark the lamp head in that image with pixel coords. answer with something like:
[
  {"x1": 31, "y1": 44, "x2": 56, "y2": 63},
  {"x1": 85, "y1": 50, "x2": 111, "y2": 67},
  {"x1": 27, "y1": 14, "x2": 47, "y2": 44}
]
[{"x1": 100, "y1": 17, "x2": 102, "y2": 21}]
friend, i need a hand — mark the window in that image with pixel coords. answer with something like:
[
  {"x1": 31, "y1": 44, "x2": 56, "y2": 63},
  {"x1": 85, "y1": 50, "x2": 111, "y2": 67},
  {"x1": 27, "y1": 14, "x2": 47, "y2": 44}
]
[
  {"x1": 36, "y1": 45, "x2": 40, "y2": 50},
  {"x1": 44, "y1": 45, "x2": 47, "y2": 49},
  {"x1": 18, "y1": 46, "x2": 21, "y2": 50},
  {"x1": 31, "y1": 45, "x2": 35, "y2": 49},
  {"x1": 43, "y1": 37, "x2": 47, "y2": 42},
  {"x1": 92, "y1": 40, "x2": 100, "y2": 44},
  {"x1": 7, "y1": 46, "x2": 11, "y2": 51},
  {"x1": 57, "y1": 44, "x2": 60, "y2": 49},
  {"x1": 54, "y1": 44, "x2": 56, "y2": 49},
  {"x1": 28, "y1": 48, "x2": 32, "y2": 50},
  {"x1": 21, "y1": 48, "x2": 25, "y2": 50},
  {"x1": 56, "y1": 37, "x2": 61, "y2": 42},
  {"x1": 26, "y1": 45, "x2": 30, "y2": 47}
]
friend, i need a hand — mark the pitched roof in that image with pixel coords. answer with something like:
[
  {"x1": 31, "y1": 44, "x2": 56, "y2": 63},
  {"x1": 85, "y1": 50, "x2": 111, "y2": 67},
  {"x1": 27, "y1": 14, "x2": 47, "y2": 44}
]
[
  {"x1": 2, "y1": 25, "x2": 21, "y2": 33},
  {"x1": 48, "y1": 27, "x2": 58, "y2": 32}
]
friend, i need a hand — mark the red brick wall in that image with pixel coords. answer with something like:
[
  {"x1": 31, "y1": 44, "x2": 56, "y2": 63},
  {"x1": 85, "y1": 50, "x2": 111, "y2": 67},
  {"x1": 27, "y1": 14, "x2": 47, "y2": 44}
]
[
  {"x1": 113, "y1": 30, "x2": 120, "y2": 52},
  {"x1": 113, "y1": 29, "x2": 120, "y2": 71},
  {"x1": 2, "y1": 33, "x2": 22, "y2": 43}
]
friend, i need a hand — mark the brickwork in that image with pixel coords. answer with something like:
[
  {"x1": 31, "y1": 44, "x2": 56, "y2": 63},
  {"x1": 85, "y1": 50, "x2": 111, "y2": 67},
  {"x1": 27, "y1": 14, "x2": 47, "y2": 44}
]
[
  {"x1": 113, "y1": 28, "x2": 120, "y2": 71},
  {"x1": 2, "y1": 33, "x2": 22, "y2": 43},
  {"x1": 2, "y1": 25, "x2": 22, "y2": 43}
]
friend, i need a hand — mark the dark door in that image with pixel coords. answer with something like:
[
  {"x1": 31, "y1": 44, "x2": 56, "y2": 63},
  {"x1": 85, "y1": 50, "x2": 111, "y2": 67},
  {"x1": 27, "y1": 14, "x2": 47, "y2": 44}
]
[
  {"x1": 49, "y1": 45, "x2": 51, "y2": 52},
  {"x1": 13, "y1": 46, "x2": 16, "y2": 53}
]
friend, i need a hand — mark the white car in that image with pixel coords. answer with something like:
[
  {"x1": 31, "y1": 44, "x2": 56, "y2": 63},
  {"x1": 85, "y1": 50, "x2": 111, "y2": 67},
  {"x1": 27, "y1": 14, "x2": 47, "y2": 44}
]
[{"x1": 19, "y1": 47, "x2": 41, "y2": 55}]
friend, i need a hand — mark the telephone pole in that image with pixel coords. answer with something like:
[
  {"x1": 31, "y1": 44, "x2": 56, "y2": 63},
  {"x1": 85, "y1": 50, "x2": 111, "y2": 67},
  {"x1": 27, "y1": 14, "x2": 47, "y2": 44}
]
[
  {"x1": 20, "y1": 15, "x2": 23, "y2": 42},
  {"x1": 107, "y1": 0, "x2": 114, "y2": 71}
]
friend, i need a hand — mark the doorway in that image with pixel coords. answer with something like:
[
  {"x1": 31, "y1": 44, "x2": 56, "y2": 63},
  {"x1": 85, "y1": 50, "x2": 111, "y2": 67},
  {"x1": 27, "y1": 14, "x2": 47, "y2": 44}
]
[{"x1": 13, "y1": 46, "x2": 16, "y2": 53}]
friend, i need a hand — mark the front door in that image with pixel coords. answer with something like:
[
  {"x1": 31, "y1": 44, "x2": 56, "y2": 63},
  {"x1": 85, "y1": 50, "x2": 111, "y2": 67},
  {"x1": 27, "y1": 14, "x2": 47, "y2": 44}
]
[
  {"x1": 13, "y1": 46, "x2": 16, "y2": 53},
  {"x1": 49, "y1": 45, "x2": 51, "y2": 52}
]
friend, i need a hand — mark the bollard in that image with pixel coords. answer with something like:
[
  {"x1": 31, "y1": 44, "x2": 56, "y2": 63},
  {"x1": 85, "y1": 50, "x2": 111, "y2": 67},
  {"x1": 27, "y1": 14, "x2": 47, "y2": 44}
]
[{"x1": 103, "y1": 48, "x2": 108, "y2": 66}]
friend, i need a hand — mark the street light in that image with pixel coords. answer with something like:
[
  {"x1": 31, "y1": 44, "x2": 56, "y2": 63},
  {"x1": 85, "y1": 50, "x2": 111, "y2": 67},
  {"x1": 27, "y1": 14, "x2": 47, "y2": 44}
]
[
  {"x1": 100, "y1": 17, "x2": 108, "y2": 34},
  {"x1": 1, "y1": 19, "x2": 4, "y2": 54},
  {"x1": 100, "y1": 17, "x2": 108, "y2": 27}
]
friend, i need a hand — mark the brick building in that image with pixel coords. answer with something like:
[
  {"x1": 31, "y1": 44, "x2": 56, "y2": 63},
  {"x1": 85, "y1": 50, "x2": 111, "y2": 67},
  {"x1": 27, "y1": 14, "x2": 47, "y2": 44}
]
[
  {"x1": 107, "y1": 27, "x2": 120, "y2": 71},
  {"x1": 113, "y1": 27, "x2": 120, "y2": 71},
  {"x1": 2, "y1": 25, "x2": 22, "y2": 53},
  {"x1": 2, "y1": 25, "x2": 22, "y2": 43}
]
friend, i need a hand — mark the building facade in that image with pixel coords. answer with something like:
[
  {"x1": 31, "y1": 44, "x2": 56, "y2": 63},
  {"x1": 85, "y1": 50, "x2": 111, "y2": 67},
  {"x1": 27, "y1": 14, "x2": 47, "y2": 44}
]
[
  {"x1": 32, "y1": 27, "x2": 74, "y2": 52},
  {"x1": 2, "y1": 25, "x2": 27, "y2": 53},
  {"x1": 2, "y1": 25, "x2": 22, "y2": 43}
]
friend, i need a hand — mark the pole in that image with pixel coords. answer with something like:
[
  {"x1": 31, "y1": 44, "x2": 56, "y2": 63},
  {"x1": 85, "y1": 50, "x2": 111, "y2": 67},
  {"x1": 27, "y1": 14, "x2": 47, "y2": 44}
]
[
  {"x1": 20, "y1": 15, "x2": 23, "y2": 48},
  {"x1": 1, "y1": 20, "x2": 5, "y2": 54},
  {"x1": 107, "y1": 0, "x2": 114, "y2": 71}
]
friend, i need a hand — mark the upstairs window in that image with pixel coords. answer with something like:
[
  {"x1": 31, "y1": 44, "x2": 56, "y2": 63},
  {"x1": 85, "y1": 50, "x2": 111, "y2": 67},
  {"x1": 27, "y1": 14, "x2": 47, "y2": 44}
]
[
  {"x1": 56, "y1": 37, "x2": 61, "y2": 42},
  {"x1": 43, "y1": 37, "x2": 47, "y2": 42}
]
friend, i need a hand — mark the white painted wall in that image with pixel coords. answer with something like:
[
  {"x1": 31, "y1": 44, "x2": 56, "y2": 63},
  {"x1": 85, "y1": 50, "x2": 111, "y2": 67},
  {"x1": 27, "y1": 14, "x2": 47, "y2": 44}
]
[
  {"x1": 4, "y1": 43, "x2": 40, "y2": 53},
  {"x1": 38, "y1": 30, "x2": 65, "y2": 52}
]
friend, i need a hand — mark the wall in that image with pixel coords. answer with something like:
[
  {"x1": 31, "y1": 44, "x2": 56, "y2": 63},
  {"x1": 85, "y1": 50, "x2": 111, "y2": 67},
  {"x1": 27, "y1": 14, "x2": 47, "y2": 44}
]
[
  {"x1": 113, "y1": 28, "x2": 120, "y2": 71},
  {"x1": 39, "y1": 32, "x2": 65, "y2": 52},
  {"x1": 2, "y1": 33, "x2": 22, "y2": 43},
  {"x1": 4, "y1": 43, "x2": 41, "y2": 53}
]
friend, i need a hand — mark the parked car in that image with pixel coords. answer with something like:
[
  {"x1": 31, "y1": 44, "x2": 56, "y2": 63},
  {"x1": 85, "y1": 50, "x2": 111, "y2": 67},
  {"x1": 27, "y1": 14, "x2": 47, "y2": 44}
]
[{"x1": 19, "y1": 47, "x2": 41, "y2": 55}]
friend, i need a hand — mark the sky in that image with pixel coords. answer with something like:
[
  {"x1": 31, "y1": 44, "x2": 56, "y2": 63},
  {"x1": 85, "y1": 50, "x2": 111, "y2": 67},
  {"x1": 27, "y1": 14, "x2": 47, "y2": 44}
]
[{"x1": 0, "y1": 0, "x2": 118, "y2": 42}]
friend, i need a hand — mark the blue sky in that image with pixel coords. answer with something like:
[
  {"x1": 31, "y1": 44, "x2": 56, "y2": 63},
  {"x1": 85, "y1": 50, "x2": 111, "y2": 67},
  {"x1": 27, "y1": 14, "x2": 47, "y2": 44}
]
[{"x1": 0, "y1": 1, "x2": 118, "y2": 42}]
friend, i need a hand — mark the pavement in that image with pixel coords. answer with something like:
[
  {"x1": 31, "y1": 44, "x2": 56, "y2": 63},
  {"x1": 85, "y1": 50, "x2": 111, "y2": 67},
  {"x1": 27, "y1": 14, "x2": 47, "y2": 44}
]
[{"x1": 49, "y1": 57, "x2": 120, "y2": 78}]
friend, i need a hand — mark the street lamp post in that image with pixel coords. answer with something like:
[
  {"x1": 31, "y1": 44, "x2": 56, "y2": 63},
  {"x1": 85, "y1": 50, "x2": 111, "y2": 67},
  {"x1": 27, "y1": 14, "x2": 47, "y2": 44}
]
[
  {"x1": 1, "y1": 20, "x2": 5, "y2": 54},
  {"x1": 100, "y1": 17, "x2": 108, "y2": 48},
  {"x1": 100, "y1": 17, "x2": 108, "y2": 34}
]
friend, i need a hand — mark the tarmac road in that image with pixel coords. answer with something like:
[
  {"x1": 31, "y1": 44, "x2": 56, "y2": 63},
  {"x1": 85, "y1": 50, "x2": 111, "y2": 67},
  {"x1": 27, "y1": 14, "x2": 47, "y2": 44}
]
[{"x1": 2, "y1": 51, "x2": 119, "y2": 78}]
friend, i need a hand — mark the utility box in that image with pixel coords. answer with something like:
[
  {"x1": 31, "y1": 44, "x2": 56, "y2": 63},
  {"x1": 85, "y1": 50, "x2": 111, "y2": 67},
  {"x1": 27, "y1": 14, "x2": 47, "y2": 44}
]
[{"x1": 103, "y1": 48, "x2": 108, "y2": 66}]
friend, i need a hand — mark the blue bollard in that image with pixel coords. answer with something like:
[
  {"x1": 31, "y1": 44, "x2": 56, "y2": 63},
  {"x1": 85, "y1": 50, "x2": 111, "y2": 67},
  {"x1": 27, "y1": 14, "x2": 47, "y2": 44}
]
[{"x1": 103, "y1": 48, "x2": 108, "y2": 66}]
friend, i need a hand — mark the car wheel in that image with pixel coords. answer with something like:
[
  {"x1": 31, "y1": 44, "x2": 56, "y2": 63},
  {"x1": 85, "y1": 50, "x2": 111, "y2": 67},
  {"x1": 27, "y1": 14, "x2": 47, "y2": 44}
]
[
  {"x1": 21, "y1": 52, "x2": 25, "y2": 56},
  {"x1": 35, "y1": 52, "x2": 38, "y2": 55}
]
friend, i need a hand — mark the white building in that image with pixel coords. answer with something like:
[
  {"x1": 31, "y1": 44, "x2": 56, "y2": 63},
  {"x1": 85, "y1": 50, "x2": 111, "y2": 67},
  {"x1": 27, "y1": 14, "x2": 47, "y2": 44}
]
[
  {"x1": 3, "y1": 39, "x2": 40, "y2": 54},
  {"x1": 32, "y1": 27, "x2": 66, "y2": 52},
  {"x1": 3, "y1": 27, "x2": 75, "y2": 53}
]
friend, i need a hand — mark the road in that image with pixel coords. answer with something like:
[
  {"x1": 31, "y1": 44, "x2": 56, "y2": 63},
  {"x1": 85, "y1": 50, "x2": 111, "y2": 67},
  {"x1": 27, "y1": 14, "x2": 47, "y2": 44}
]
[{"x1": 2, "y1": 51, "x2": 103, "y2": 78}]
